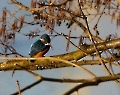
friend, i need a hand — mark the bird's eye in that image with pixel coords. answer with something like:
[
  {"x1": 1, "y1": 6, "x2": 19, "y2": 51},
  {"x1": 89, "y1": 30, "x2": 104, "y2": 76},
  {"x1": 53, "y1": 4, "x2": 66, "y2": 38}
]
[
  {"x1": 40, "y1": 38, "x2": 48, "y2": 44},
  {"x1": 40, "y1": 38, "x2": 45, "y2": 42}
]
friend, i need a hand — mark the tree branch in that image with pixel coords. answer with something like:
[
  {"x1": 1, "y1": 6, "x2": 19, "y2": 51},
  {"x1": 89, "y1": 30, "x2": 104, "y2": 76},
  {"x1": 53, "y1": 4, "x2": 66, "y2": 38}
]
[
  {"x1": 64, "y1": 74, "x2": 120, "y2": 95},
  {"x1": 0, "y1": 38, "x2": 120, "y2": 70}
]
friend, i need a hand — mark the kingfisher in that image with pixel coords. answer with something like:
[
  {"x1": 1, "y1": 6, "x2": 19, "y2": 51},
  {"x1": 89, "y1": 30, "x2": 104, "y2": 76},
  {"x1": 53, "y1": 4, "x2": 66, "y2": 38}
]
[{"x1": 29, "y1": 34, "x2": 51, "y2": 60}]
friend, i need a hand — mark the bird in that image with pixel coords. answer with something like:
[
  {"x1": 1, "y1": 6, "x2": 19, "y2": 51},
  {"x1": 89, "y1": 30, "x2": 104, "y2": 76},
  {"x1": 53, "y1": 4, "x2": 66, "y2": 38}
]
[{"x1": 29, "y1": 34, "x2": 51, "y2": 61}]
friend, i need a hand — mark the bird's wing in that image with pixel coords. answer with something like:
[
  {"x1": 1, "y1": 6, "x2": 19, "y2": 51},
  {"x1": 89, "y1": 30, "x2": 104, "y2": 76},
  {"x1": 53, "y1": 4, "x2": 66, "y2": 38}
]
[{"x1": 29, "y1": 40, "x2": 46, "y2": 57}]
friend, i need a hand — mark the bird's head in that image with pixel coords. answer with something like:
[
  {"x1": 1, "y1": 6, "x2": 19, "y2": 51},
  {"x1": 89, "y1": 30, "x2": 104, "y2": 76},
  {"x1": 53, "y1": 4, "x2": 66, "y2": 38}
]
[
  {"x1": 40, "y1": 34, "x2": 51, "y2": 44},
  {"x1": 40, "y1": 34, "x2": 53, "y2": 49}
]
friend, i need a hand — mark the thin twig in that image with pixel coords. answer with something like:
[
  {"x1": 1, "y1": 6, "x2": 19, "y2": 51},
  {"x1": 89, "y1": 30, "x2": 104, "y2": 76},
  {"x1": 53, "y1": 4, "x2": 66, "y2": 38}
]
[{"x1": 16, "y1": 80, "x2": 21, "y2": 95}]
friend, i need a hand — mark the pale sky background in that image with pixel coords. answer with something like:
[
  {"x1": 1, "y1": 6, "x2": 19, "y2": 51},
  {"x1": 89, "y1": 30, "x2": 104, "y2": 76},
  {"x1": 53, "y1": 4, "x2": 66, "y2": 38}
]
[{"x1": 0, "y1": 0, "x2": 120, "y2": 95}]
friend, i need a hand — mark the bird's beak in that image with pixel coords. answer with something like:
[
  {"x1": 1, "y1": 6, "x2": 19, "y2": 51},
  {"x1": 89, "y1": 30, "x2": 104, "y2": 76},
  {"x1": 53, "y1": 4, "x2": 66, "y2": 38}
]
[
  {"x1": 50, "y1": 44, "x2": 53, "y2": 50},
  {"x1": 45, "y1": 43, "x2": 53, "y2": 50}
]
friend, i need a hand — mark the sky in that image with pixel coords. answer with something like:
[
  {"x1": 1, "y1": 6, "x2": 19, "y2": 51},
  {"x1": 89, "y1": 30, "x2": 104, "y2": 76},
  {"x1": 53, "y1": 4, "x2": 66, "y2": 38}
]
[{"x1": 0, "y1": 0, "x2": 120, "y2": 95}]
